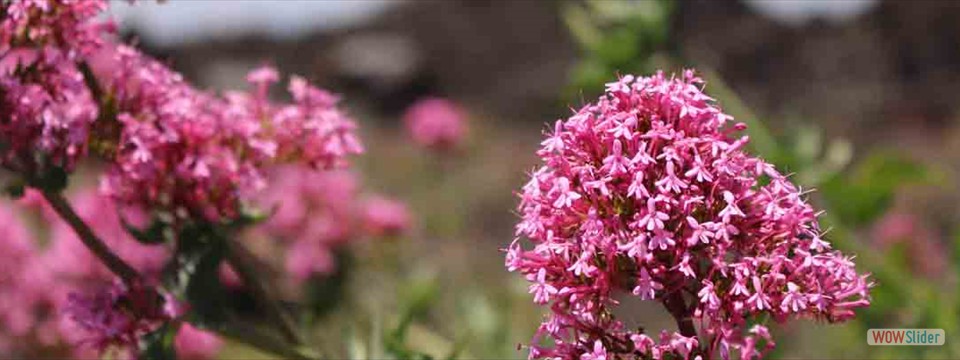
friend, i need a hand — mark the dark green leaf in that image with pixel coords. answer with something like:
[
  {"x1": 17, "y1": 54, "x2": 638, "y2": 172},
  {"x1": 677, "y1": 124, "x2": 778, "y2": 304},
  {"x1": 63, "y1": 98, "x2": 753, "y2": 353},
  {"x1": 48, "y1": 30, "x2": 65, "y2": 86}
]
[
  {"x1": 304, "y1": 249, "x2": 351, "y2": 322},
  {"x1": 163, "y1": 222, "x2": 230, "y2": 330},
  {"x1": 122, "y1": 216, "x2": 172, "y2": 245}
]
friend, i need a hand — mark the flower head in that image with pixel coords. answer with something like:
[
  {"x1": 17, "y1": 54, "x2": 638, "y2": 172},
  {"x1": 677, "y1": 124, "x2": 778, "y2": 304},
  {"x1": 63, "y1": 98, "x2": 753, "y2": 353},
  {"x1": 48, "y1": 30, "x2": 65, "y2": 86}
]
[
  {"x1": 403, "y1": 97, "x2": 467, "y2": 151},
  {"x1": 508, "y1": 71, "x2": 871, "y2": 359},
  {"x1": 96, "y1": 49, "x2": 362, "y2": 224},
  {"x1": 362, "y1": 195, "x2": 412, "y2": 237},
  {"x1": 0, "y1": 0, "x2": 111, "y2": 177},
  {"x1": 63, "y1": 281, "x2": 170, "y2": 357}
]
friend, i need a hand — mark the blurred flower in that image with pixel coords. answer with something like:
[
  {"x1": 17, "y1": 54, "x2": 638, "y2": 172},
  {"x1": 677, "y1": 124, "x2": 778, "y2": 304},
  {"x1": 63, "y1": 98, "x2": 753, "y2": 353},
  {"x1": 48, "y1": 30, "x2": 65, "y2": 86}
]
[
  {"x1": 508, "y1": 71, "x2": 871, "y2": 359},
  {"x1": 0, "y1": 204, "x2": 45, "y2": 344},
  {"x1": 0, "y1": 189, "x2": 173, "y2": 358},
  {"x1": 218, "y1": 263, "x2": 243, "y2": 289},
  {"x1": 362, "y1": 195, "x2": 411, "y2": 237},
  {"x1": 403, "y1": 97, "x2": 467, "y2": 151},
  {"x1": 174, "y1": 323, "x2": 223, "y2": 360},
  {"x1": 43, "y1": 190, "x2": 170, "y2": 282},
  {"x1": 257, "y1": 167, "x2": 361, "y2": 245},
  {"x1": 285, "y1": 239, "x2": 336, "y2": 283},
  {"x1": 871, "y1": 211, "x2": 947, "y2": 278},
  {"x1": 248, "y1": 166, "x2": 411, "y2": 283},
  {"x1": 96, "y1": 50, "x2": 363, "y2": 224},
  {"x1": 63, "y1": 281, "x2": 169, "y2": 358},
  {"x1": 255, "y1": 167, "x2": 358, "y2": 282}
]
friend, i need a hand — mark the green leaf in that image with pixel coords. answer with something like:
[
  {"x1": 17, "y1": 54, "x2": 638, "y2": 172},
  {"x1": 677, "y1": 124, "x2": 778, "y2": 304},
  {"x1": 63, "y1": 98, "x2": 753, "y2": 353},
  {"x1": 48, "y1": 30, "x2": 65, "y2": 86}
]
[
  {"x1": 383, "y1": 277, "x2": 440, "y2": 360},
  {"x1": 163, "y1": 222, "x2": 230, "y2": 330},
  {"x1": 820, "y1": 153, "x2": 930, "y2": 226},
  {"x1": 304, "y1": 250, "x2": 351, "y2": 322},
  {"x1": 121, "y1": 216, "x2": 172, "y2": 245},
  {"x1": 138, "y1": 322, "x2": 179, "y2": 360}
]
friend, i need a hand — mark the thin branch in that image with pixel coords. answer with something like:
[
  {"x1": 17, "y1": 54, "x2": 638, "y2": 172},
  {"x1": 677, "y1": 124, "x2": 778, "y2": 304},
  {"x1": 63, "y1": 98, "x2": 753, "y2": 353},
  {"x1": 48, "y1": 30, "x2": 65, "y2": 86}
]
[
  {"x1": 663, "y1": 291, "x2": 699, "y2": 339},
  {"x1": 63, "y1": 59, "x2": 314, "y2": 360},
  {"x1": 41, "y1": 191, "x2": 142, "y2": 284},
  {"x1": 223, "y1": 237, "x2": 305, "y2": 346},
  {"x1": 218, "y1": 320, "x2": 319, "y2": 360}
]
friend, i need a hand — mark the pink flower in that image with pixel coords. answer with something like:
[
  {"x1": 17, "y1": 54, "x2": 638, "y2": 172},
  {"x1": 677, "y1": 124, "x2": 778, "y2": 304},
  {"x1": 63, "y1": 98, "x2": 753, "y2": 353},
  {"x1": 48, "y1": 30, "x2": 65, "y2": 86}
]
[
  {"x1": 97, "y1": 47, "x2": 362, "y2": 224},
  {"x1": 63, "y1": 282, "x2": 170, "y2": 357},
  {"x1": 507, "y1": 71, "x2": 871, "y2": 359},
  {"x1": 403, "y1": 97, "x2": 467, "y2": 151},
  {"x1": 285, "y1": 240, "x2": 335, "y2": 283},
  {"x1": 362, "y1": 195, "x2": 412, "y2": 237},
  {"x1": 871, "y1": 211, "x2": 947, "y2": 278},
  {"x1": 0, "y1": 191, "x2": 173, "y2": 357},
  {"x1": 529, "y1": 268, "x2": 558, "y2": 304},
  {"x1": 174, "y1": 323, "x2": 223, "y2": 360},
  {"x1": 0, "y1": 0, "x2": 108, "y2": 177},
  {"x1": 218, "y1": 263, "x2": 243, "y2": 289},
  {"x1": 633, "y1": 267, "x2": 662, "y2": 300},
  {"x1": 0, "y1": 204, "x2": 47, "y2": 339},
  {"x1": 580, "y1": 340, "x2": 607, "y2": 360}
]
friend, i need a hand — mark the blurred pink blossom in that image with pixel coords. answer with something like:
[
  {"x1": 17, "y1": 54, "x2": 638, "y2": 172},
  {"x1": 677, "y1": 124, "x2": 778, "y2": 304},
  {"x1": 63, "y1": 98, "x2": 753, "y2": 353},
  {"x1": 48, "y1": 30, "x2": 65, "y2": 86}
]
[
  {"x1": 174, "y1": 323, "x2": 223, "y2": 360},
  {"x1": 403, "y1": 97, "x2": 467, "y2": 151},
  {"x1": 363, "y1": 195, "x2": 412, "y2": 237},
  {"x1": 871, "y1": 211, "x2": 947, "y2": 278},
  {"x1": 62, "y1": 281, "x2": 169, "y2": 358}
]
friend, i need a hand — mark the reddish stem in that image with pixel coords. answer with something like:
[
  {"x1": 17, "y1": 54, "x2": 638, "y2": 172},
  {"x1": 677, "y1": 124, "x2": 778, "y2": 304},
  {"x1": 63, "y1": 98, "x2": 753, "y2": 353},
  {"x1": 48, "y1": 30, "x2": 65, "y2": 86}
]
[{"x1": 42, "y1": 191, "x2": 142, "y2": 284}]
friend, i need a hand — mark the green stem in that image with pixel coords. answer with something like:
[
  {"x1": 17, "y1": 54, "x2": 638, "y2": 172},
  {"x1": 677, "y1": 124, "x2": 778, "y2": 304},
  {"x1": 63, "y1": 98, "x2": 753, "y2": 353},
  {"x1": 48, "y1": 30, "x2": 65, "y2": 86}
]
[
  {"x1": 218, "y1": 321, "x2": 319, "y2": 360},
  {"x1": 43, "y1": 191, "x2": 318, "y2": 359},
  {"x1": 223, "y1": 237, "x2": 305, "y2": 346}
]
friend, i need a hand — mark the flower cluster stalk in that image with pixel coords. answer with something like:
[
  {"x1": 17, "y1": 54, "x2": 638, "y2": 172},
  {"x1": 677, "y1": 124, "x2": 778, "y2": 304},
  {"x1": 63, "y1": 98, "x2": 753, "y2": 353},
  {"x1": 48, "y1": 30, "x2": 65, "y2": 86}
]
[
  {"x1": 41, "y1": 191, "x2": 141, "y2": 284},
  {"x1": 42, "y1": 191, "x2": 316, "y2": 359}
]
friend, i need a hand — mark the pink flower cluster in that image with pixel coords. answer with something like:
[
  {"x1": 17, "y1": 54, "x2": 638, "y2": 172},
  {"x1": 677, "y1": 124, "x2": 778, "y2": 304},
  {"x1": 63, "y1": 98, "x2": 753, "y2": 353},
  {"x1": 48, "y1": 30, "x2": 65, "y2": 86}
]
[
  {"x1": 95, "y1": 47, "x2": 363, "y2": 222},
  {"x1": 2, "y1": 1, "x2": 372, "y2": 358},
  {"x1": 4, "y1": 0, "x2": 363, "y2": 223},
  {"x1": 0, "y1": 0, "x2": 108, "y2": 174},
  {"x1": 62, "y1": 281, "x2": 169, "y2": 357},
  {"x1": 253, "y1": 166, "x2": 411, "y2": 283},
  {"x1": 404, "y1": 97, "x2": 467, "y2": 151},
  {"x1": 0, "y1": 190, "x2": 222, "y2": 359},
  {"x1": 362, "y1": 195, "x2": 412, "y2": 238},
  {"x1": 506, "y1": 71, "x2": 871, "y2": 359}
]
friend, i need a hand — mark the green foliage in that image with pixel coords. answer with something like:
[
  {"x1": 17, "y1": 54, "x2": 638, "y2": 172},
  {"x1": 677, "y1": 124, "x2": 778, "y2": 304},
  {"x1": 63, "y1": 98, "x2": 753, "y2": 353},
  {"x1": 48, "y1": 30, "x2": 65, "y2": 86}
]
[
  {"x1": 563, "y1": 0, "x2": 674, "y2": 98},
  {"x1": 820, "y1": 152, "x2": 932, "y2": 227},
  {"x1": 344, "y1": 275, "x2": 454, "y2": 360},
  {"x1": 162, "y1": 222, "x2": 230, "y2": 330},
  {"x1": 304, "y1": 250, "x2": 352, "y2": 323},
  {"x1": 385, "y1": 278, "x2": 441, "y2": 360}
]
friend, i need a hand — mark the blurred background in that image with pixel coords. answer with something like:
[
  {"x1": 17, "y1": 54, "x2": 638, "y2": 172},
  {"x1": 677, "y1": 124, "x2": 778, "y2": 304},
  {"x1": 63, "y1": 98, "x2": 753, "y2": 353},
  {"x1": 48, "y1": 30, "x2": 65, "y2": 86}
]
[{"x1": 106, "y1": 0, "x2": 960, "y2": 358}]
